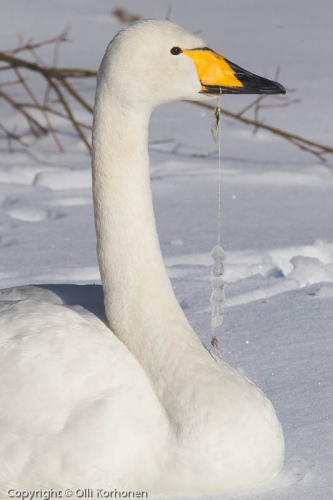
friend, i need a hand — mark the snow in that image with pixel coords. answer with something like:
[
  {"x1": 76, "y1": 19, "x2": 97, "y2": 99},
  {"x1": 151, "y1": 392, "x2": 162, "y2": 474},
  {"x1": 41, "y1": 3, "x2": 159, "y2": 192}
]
[{"x1": 1, "y1": 0, "x2": 333, "y2": 498}]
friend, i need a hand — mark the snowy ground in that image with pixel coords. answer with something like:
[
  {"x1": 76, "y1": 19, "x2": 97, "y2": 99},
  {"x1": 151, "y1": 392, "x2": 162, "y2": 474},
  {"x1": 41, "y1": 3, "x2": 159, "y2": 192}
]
[{"x1": 1, "y1": 0, "x2": 332, "y2": 499}]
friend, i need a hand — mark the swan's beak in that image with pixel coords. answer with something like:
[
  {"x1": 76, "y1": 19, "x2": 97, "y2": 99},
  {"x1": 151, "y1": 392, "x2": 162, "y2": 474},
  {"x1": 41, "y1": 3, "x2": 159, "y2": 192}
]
[{"x1": 183, "y1": 48, "x2": 286, "y2": 95}]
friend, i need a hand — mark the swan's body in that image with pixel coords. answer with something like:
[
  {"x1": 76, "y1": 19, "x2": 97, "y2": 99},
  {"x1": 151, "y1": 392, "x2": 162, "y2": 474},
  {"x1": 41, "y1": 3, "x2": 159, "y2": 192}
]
[{"x1": 0, "y1": 20, "x2": 285, "y2": 494}]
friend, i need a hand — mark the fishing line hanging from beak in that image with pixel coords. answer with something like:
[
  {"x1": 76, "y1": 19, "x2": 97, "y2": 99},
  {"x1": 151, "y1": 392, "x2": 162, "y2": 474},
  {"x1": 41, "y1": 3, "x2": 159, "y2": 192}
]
[{"x1": 210, "y1": 95, "x2": 226, "y2": 351}]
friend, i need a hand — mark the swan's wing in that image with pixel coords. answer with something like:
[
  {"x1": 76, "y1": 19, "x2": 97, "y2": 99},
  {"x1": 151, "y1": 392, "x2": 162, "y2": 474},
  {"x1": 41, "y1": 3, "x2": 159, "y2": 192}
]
[
  {"x1": 0, "y1": 293, "x2": 168, "y2": 489},
  {"x1": 0, "y1": 285, "x2": 65, "y2": 304}
]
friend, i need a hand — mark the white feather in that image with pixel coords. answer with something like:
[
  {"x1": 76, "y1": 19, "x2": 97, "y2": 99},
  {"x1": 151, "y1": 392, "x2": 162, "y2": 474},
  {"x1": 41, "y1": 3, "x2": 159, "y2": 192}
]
[{"x1": 0, "y1": 20, "x2": 284, "y2": 495}]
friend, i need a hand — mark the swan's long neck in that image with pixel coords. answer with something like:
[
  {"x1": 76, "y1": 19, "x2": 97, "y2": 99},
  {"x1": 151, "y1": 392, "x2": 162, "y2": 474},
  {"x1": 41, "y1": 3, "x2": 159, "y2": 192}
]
[{"x1": 92, "y1": 80, "x2": 208, "y2": 404}]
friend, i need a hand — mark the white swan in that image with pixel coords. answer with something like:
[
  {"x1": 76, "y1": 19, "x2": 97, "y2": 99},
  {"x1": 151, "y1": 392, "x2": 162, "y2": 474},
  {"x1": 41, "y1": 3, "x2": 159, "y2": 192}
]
[{"x1": 0, "y1": 20, "x2": 286, "y2": 495}]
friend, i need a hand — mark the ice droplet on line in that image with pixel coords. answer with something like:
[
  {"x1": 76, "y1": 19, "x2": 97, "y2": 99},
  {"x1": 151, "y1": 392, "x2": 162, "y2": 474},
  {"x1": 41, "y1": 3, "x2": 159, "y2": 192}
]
[
  {"x1": 211, "y1": 105, "x2": 220, "y2": 144},
  {"x1": 210, "y1": 245, "x2": 226, "y2": 329}
]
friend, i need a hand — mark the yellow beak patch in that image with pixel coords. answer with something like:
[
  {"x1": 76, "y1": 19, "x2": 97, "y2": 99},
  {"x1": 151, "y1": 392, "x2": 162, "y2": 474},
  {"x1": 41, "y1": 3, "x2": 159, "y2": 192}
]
[{"x1": 183, "y1": 48, "x2": 244, "y2": 91}]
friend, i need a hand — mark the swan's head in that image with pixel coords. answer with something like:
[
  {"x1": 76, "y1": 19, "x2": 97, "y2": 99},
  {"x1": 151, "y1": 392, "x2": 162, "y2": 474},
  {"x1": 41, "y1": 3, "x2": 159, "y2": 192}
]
[{"x1": 99, "y1": 19, "x2": 285, "y2": 108}]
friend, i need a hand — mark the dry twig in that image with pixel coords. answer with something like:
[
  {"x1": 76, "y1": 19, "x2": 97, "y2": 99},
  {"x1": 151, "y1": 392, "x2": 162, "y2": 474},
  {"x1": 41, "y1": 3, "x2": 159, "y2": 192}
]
[
  {"x1": 5, "y1": 30, "x2": 69, "y2": 55},
  {"x1": 192, "y1": 100, "x2": 333, "y2": 162},
  {"x1": 1, "y1": 29, "x2": 332, "y2": 161},
  {"x1": 112, "y1": 8, "x2": 142, "y2": 23},
  {"x1": 0, "y1": 31, "x2": 94, "y2": 151}
]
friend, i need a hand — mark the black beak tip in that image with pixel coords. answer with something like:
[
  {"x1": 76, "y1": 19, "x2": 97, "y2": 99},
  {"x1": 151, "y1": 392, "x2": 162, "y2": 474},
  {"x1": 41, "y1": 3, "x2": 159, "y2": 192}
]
[
  {"x1": 232, "y1": 70, "x2": 286, "y2": 95},
  {"x1": 275, "y1": 81, "x2": 286, "y2": 95},
  {"x1": 209, "y1": 58, "x2": 287, "y2": 96},
  {"x1": 249, "y1": 76, "x2": 286, "y2": 95}
]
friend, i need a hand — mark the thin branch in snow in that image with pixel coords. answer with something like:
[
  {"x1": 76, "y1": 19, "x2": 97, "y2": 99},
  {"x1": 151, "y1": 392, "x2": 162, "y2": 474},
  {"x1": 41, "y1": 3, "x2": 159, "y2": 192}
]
[
  {"x1": 0, "y1": 32, "x2": 94, "y2": 151},
  {"x1": 112, "y1": 8, "x2": 142, "y2": 23},
  {"x1": 13, "y1": 67, "x2": 64, "y2": 152},
  {"x1": 0, "y1": 30, "x2": 332, "y2": 160},
  {"x1": 191, "y1": 100, "x2": 333, "y2": 162},
  {"x1": 6, "y1": 30, "x2": 70, "y2": 55}
]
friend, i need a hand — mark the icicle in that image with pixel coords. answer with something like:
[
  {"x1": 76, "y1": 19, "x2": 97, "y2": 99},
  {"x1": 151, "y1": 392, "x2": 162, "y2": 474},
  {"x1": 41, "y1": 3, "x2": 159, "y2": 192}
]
[
  {"x1": 211, "y1": 104, "x2": 220, "y2": 144},
  {"x1": 210, "y1": 95, "x2": 226, "y2": 352},
  {"x1": 210, "y1": 245, "x2": 226, "y2": 329}
]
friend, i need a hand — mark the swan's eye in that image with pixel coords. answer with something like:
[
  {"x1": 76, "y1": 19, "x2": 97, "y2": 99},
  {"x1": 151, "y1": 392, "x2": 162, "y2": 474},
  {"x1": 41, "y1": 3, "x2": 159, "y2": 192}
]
[{"x1": 170, "y1": 47, "x2": 182, "y2": 55}]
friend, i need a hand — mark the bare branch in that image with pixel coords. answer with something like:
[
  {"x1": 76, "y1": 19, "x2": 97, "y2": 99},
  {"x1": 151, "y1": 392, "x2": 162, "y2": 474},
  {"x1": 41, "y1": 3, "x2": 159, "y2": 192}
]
[
  {"x1": 0, "y1": 33, "x2": 94, "y2": 151},
  {"x1": 0, "y1": 52, "x2": 96, "y2": 78},
  {"x1": 112, "y1": 8, "x2": 142, "y2": 23},
  {"x1": 0, "y1": 88, "x2": 47, "y2": 136},
  {"x1": 20, "y1": 103, "x2": 92, "y2": 129},
  {"x1": 165, "y1": 3, "x2": 173, "y2": 21},
  {"x1": 0, "y1": 121, "x2": 30, "y2": 150},
  {"x1": 45, "y1": 76, "x2": 91, "y2": 150},
  {"x1": 13, "y1": 67, "x2": 64, "y2": 152},
  {"x1": 191, "y1": 100, "x2": 333, "y2": 160},
  {"x1": 6, "y1": 29, "x2": 69, "y2": 55},
  {"x1": 59, "y1": 77, "x2": 93, "y2": 113},
  {"x1": 0, "y1": 30, "x2": 332, "y2": 161}
]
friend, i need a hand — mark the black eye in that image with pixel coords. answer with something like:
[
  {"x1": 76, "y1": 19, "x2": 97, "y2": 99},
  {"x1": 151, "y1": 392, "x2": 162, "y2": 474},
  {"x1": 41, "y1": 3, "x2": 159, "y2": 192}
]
[{"x1": 170, "y1": 47, "x2": 182, "y2": 55}]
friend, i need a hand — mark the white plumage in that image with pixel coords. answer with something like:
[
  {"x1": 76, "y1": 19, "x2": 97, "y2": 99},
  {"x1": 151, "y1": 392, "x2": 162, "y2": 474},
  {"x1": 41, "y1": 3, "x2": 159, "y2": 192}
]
[{"x1": 0, "y1": 20, "x2": 284, "y2": 495}]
